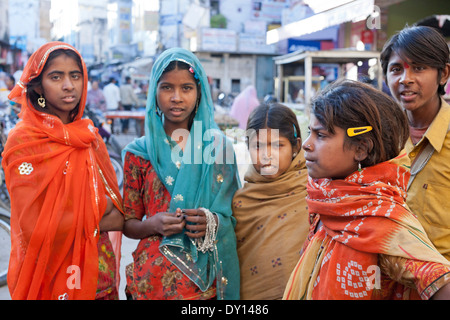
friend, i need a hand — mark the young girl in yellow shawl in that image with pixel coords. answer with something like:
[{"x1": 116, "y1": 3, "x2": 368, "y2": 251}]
[
  {"x1": 233, "y1": 103, "x2": 309, "y2": 299},
  {"x1": 284, "y1": 79, "x2": 450, "y2": 300}
]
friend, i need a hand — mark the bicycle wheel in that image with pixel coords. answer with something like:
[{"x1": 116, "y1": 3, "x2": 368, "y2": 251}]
[
  {"x1": 110, "y1": 157, "x2": 124, "y2": 190},
  {"x1": 0, "y1": 215, "x2": 10, "y2": 287}
]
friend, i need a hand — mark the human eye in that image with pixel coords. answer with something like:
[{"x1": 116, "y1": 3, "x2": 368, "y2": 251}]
[
  {"x1": 316, "y1": 132, "x2": 326, "y2": 138},
  {"x1": 389, "y1": 65, "x2": 401, "y2": 73},
  {"x1": 414, "y1": 65, "x2": 426, "y2": 72},
  {"x1": 72, "y1": 72, "x2": 82, "y2": 80}
]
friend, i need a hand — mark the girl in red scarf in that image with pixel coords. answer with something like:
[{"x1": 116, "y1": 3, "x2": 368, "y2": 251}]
[
  {"x1": 284, "y1": 79, "x2": 450, "y2": 300},
  {"x1": 2, "y1": 42, "x2": 124, "y2": 300}
]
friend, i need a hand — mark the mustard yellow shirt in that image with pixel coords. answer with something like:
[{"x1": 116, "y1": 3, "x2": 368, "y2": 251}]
[{"x1": 406, "y1": 99, "x2": 450, "y2": 261}]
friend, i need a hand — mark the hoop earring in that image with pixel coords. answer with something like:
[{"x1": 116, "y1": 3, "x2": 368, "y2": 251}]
[{"x1": 38, "y1": 95, "x2": 46, "y2": 108}]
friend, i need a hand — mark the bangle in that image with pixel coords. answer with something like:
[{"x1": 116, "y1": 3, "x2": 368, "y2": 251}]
[{"x1": 195, "y1": 208, "x2": 217, "y2": 253}]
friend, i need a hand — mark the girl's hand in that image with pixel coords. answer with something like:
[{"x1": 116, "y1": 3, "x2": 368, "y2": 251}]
[
  {"x1": 183, "y1": 208, "x2": 218, "y2": 239},
  {"x1": 147, "y1": 208, "x2": 185, "y2": 237},
  {"x1": 123, "y1": 208, "x2": 185, "y2": 239}
]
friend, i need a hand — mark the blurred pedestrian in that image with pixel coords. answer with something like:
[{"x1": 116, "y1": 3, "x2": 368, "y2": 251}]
[
  {"x1": 103, "y1": 77, "x2": 121, "y2": 111},
  {"x1": 120, "y1": 76, "x2": 139, "y2": 133},
  {"x1": 87, "y1": 80, "x2": 106, "y2": 111},
  {"x1": 2, "y1": 41, "x2": 124, "y2": 300},
  {"x1": 103, "y1": 77, "x2": 122, "y2": 133},
  {"x1": 230, "y1": 85, "x2": 260, "y2": 129}
]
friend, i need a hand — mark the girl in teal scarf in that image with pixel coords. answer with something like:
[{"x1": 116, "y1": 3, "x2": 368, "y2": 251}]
[{"x1": 122, "y1": 48, "x2": 240, "y2": 299}]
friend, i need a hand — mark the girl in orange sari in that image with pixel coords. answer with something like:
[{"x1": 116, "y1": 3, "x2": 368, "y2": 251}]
[
  {"x1": 284, "y1": 79, "x2": 450, "y2": 300},
  {"x1": 2, "y1": 42, "x2": 124, "y2": 300}
]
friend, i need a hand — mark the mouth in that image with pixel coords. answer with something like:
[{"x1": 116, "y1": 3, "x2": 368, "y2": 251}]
[
  {"x1": 169, "y1": 107, "x2": 185, "y2": 116},
  {"x1": 260, "y1": 164, "x2": 278, "y2": 175},
  {"x1": 62, "y1": 96, "x2": 77, "y2": 103},
  {"x1": 400, "y1": 90, "x2": 417, "y2": 102}
]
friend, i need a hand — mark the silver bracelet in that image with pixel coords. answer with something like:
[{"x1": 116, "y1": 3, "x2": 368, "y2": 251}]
[{"x1": 195, "y1": 207, "x2": 217, "y2": 253}]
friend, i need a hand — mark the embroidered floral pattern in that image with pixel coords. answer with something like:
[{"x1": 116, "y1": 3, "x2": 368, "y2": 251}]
[
  {"x1": 123, "y1": 152, "x2": 216, "y2": 300},
  {"x1": 18, "y1": 162, "x2": 33, "y2": 175},
  {"x1": 165, "y1": 176, "x2": 174, "y2": 186},
  {"x1": 173, "y1": 194, "x2": 184, "y2": 202}
]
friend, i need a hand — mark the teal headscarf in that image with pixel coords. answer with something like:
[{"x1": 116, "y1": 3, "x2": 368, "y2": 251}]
[{"x1": 122, "y1": 48, "x2": 241, "y2": 299}]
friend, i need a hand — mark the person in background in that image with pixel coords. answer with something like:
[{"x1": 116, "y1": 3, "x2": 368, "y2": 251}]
[
  {"x1": 87, "y1": 80, "x2": 106, "y2": 112},
  {"x1": 104, "y1": 77, "x2": 121, "y2": 111},
  {"x1": 103, "y1": 77, "x2": 122, "y2": 133},
  {"x1": 381, "y1": 25, "x2": 450, "y2": 261},
  {"x1": 233, "y1": 103, "x2": 309, "y2": 300},
  {"x1": 230, "y1": 85, "x2": 260, "y2": 129},
  {"x1": 120, "y1": 76, "x2": 139, "y2": 134}
]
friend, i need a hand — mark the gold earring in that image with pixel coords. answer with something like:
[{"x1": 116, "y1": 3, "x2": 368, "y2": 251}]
[{"x1": 38, "y1": 95, "x2": 46, "y2": 108}]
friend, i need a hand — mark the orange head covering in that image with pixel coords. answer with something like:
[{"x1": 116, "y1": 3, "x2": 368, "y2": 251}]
[{"x1": 2, "y1": 41, "x2": 122, "y2": 300}]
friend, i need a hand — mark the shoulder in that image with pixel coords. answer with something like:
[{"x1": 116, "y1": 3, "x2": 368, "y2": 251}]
[{"x1": 124, "y1": 151, "x2": 152, "y2": 169}]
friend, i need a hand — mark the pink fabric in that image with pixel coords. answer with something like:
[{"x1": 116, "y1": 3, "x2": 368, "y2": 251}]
[{"x1": 230, "y1": 86, "x2": 260, "y2": 129}]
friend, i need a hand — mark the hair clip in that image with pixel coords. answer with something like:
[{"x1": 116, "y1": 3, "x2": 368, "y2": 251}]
[
  {"x1": 293, "y1": 124, "x2": 298, "y2": 138},
  {"x1": 347, "y1": 126, "x2": 373, "y2": 137},
  {"x1": 189, "y1": 67, "x2": 199, "y2": 81}
]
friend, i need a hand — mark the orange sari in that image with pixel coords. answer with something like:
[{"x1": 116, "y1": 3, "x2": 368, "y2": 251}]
[
  {"x1": 2, "y1": 42, "x2": 123, "y2": 300},
  {"x1": 283, "y1": 159, "x2": 450, "y2": 300}
]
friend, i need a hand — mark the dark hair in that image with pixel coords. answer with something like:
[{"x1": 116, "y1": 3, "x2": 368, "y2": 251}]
[
  {"x1": 380, "y1": 25, "x2": 450, "y2": 95},
  {"x1": 158, "y1": 60, "x2": 201, "y2": 129},
  {"x1": 246, "y1": 102, "x2": 301, "y2": 147},
  {"x1": 311, "y1": 79, "x2": 409, "y2": 167},
  {"x1": 26, "y1": 49, "x2": 84, "y2": 122}
]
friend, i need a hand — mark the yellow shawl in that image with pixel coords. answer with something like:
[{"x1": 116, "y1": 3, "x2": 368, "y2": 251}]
[{"x1": 233, "y1": 151, "x2": 309, "y2": 299}]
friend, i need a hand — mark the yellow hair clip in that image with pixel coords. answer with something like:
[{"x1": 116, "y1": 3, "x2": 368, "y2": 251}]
[{"x1": 347, "y1": 126, "x2": 373, "y2": 137}]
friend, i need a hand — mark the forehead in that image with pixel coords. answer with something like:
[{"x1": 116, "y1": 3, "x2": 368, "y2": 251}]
[
  {"x1": 309, "y1": 113, "x2": 326, "y2": 129},
  {"x1": 248, "y1": 128, "x2": 289, "y2": 142},
  {"x1": 44, "y1": 54, "x2": 81, "y2": 71},
  {"x1": 388, "y1": 50, "x2": 413, "y2": 65},
  {"x1": 158, "y1": 67, "x2": 196, "y2": 83}
]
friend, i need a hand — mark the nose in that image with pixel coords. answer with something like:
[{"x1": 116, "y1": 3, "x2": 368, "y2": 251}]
[
  {"x1": 62, "y1": 76, "x2": 75, "y2": 90},
  {"x1": 171, "y1": 88, "x2": 182, "y2": 102},
  {"x1": 399, "y1": 68, "x2": 414, "y2": 85},
  {"x1": 260, "y1": 145, "x2": 271, "y2": 159},
  {"x1": 302, "y1": 138, "x2": 312, "y2": 151}
]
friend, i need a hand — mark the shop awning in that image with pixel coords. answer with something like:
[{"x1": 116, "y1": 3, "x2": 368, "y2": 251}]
[{"x1": 266, "y1": 0, "x2": 375, "y2": 44}]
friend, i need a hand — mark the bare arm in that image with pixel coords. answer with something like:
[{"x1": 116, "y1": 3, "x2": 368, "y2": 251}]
[
  {"x1": 99, "y1": 196, "x2": 124, "y2": 232},
  {"x1": 432, "y1": 282, "x2": 450, "y2": 300}
]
